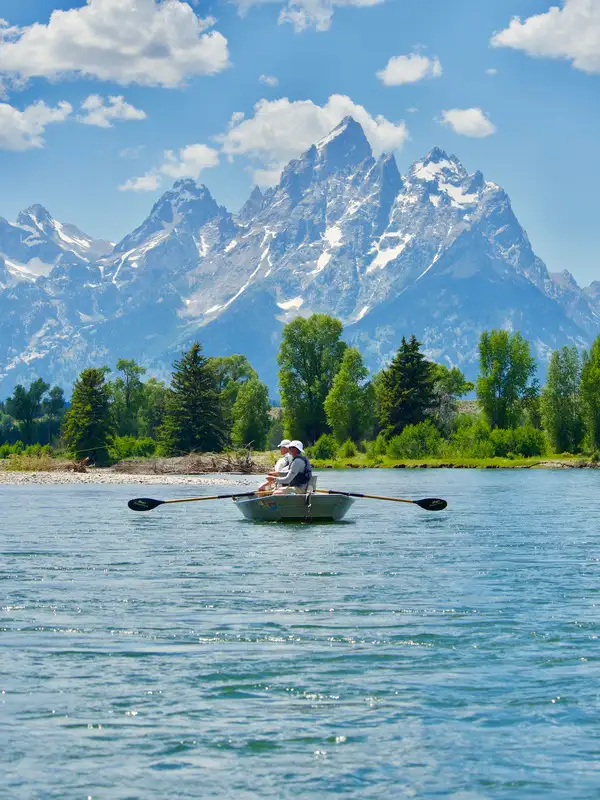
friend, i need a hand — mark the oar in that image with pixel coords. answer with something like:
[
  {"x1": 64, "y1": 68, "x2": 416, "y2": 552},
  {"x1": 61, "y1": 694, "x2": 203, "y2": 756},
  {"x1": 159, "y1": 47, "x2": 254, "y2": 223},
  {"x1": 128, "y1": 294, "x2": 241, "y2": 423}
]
[
  {"x1": 316, "y1": 489, "x2": 447, "y2": 511},
  {"x1": 128, "y1": 491, "x2": 258, "y2": 512}
]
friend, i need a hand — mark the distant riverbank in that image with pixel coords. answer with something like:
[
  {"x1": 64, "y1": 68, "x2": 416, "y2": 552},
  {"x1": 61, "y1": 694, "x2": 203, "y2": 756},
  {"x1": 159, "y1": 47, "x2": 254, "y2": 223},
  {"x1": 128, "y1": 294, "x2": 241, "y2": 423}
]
[{"x1": 0, "y1": 453, "x2": 599, "y2": 485}]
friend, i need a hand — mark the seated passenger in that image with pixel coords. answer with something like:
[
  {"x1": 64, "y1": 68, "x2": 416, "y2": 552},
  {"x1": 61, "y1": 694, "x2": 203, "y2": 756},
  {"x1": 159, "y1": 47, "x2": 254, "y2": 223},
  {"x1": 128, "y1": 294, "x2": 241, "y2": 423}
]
[
  {"x1": 257, "y1": 439, "x2": 291, "y2": 492},
  {"x1": 270, "y1": 440, "x2": 312, "y2": 494}
]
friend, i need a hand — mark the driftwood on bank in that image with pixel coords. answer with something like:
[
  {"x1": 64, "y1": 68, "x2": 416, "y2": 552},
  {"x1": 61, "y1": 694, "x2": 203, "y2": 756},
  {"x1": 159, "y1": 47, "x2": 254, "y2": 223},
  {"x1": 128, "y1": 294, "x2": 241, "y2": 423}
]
[{"x1": 111, "y1": 451, "x2": 271, "y2": 475}]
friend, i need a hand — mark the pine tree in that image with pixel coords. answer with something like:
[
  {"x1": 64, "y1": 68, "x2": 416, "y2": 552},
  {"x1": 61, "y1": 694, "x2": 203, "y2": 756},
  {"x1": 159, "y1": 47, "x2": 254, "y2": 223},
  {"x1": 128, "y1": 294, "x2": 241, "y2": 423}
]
[
  {"x1": 324, "y1": 347, "x2": 374, "y2": 443},
  {"x1": 540, "y1": 346, "x2": 583, "y2": 453},
  {"x1": 61, "y1": 368, "x2": 113, "y2": 465},
  {"x1": 159, "y1": 342, "x2": 226, "y2": 455},
  {"x1": 377, "y1": 336, "x2": 435, "y2": 436},
  {"x1": 580, "y1": 335, "x2": 600, "y2": 451},
  {"x1": 231, "y1": 378, "x2": 271, "y2": 449}
]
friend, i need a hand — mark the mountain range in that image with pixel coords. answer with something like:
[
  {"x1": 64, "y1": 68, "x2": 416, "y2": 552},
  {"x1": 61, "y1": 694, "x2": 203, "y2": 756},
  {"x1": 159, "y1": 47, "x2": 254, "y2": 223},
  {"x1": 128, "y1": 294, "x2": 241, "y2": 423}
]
[{"x1": 1, "y1": 116, "x2": 599, "y2": 395}]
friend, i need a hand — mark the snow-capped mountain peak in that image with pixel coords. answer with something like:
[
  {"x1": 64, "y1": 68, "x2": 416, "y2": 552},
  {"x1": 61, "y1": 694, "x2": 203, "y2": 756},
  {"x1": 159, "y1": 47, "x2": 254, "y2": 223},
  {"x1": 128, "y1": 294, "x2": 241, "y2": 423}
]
[{"x1": 0, "y1": 117, "x2": 598, "y2": 395}]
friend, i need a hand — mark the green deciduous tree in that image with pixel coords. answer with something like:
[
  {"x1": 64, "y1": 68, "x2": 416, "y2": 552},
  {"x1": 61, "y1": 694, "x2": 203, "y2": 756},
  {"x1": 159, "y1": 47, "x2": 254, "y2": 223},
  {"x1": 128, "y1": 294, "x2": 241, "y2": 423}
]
[
  {"x1": 137, "y1": 378, "x2": 168, "y2": 440},
  {"x1": 61, "y1": 368, "x2": 113, "y2": 465},
  {"x1": 476, "y1": 330, "x2": 538, "y2": 429},
  {"x1": 580, "y1": 334, "x2": 600, "y2": 451},
  {"x1": 207, "y1": 355, "x2": 258, "y2": 409},
  {"x1": 6, "y1": 378, "x2": 50, "y2": 444},
  {"x1": 540, "y1": 346, "x2": 583, "y2": 453},
  {"x1": 324, "y1": 347, "x2": 374, "y2": 443},
  {"x1": 377, "y1": 335, "x2": 435, "y2": 436},
  {"x1": 431, "y1": 364, "x2": 474, "y2": 435},
  {"x1": 231, "y1": 377, "x2": 271, "y2": 449},
  {"x1": 278, "y1": 314, "x2": 346, "y2": 444},
  {"x1": 110, "y1": 359, "x2": 146, "y2": 436},
  {"x1": 159, "y1": 342, "x2": 227, "y2": 455}
]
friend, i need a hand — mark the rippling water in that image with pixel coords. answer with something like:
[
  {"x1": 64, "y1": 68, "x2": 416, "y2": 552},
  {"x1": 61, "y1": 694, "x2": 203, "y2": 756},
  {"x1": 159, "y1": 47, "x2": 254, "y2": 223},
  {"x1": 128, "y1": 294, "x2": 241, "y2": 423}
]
[{"x1": 1, "y1": 470, "x2": 599, "y2": 798}]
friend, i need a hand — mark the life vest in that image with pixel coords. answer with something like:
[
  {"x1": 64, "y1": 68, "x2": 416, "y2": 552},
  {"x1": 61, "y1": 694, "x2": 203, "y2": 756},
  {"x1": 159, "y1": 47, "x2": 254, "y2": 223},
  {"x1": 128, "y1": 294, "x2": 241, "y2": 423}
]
[{"x1": 289, "y1": 454, "x2": 312, "y2": 488}]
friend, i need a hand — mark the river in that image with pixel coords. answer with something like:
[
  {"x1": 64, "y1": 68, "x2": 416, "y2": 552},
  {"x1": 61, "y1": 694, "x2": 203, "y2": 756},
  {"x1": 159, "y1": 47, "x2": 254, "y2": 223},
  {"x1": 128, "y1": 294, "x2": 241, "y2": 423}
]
[{"x1": 1, "y1": 469, "x2": 599, "y2": 798}]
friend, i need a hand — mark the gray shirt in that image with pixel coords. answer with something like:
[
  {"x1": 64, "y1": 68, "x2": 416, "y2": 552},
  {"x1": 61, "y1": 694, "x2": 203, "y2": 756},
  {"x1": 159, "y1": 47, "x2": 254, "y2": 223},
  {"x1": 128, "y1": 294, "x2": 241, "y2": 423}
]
[{"x1": 277, "y1": 455, "x2": 308, "y2": 486}]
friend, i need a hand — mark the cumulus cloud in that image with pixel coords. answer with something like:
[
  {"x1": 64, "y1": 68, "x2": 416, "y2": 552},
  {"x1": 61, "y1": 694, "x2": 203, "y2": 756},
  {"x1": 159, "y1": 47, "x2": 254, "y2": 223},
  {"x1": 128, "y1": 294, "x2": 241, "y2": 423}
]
[
  {"x1": 119, "y1": 142, "x2": 219, "y2": 191},
  {"x1": 0, "y1": 0, "x2": 229, "y2": 88},
  {"x1": 0, "y1": 100, "x2": 72, "y2": 150},
  {"x1": 259, "y1": 74, "x2": 279, "y2": 87},
  {"x1": 160, "y1": 143, "x2": 220, "y2": 178},
  {"x1": 440, "y1": 108, "x2": 496, "y2": 138},
  {"x1": 491, "y1": 0, "x2": 600, "y2": 74},
  {"x1": 118, "y1": 173, "x2": 161, "y2": 192},
  {"x1": 217, "y1": 94, "x2": 409, "y2": 185},
  {"x1": 377, "y1": 53, "x2": 443, "y2": 86},
  {"x1": 485, "y1": 68, "x2": 498, "y2": 76},
  {"x1": 235, "y1": 0, "x2": 382, "y2": 33},
  {"x1": 78, "y1": 95, "x2": 146, "y2": 128}
]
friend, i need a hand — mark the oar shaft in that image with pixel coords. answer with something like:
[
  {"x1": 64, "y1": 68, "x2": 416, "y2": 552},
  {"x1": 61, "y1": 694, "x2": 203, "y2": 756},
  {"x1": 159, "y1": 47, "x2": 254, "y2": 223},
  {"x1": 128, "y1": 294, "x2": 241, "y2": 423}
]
[
  {"x1": 162, "y1": 490, "x2": 257, "y2": 505},
  {"x1": 316, "y1": 489, "x2": 413, "y2": 504}
]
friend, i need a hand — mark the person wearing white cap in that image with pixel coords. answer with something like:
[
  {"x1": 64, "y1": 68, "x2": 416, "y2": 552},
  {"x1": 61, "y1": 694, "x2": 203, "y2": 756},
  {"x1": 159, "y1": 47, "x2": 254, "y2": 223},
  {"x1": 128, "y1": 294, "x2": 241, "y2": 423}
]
[
  {"x1": 257, "y1": 439, "x2": 292, "y2": 492},
  {"x1": 269, "y1": 440, "x2": 313, "y2": 493}
]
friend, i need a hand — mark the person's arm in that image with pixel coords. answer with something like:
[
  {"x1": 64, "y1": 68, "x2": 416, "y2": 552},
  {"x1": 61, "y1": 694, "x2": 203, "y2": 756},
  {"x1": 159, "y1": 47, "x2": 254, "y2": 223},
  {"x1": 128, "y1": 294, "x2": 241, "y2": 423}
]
[{"x1": 276, "y1": 459, "x2": 303, "y2": 486}]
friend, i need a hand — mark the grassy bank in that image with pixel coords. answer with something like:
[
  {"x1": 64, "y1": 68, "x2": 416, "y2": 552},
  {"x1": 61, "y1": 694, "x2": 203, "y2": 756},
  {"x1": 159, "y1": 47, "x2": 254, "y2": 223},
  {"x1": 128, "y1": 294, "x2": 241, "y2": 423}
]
[{"x1": 309, "y1": 454, "x2": 597, "y2": 470}]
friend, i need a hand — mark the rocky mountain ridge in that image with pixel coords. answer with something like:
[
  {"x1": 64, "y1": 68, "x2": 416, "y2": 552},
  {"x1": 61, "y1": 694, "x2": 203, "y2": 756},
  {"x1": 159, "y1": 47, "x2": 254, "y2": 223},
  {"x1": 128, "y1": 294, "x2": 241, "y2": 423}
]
[{"x1": 0, "y1": 116, "x2": 598, "y2": 394}]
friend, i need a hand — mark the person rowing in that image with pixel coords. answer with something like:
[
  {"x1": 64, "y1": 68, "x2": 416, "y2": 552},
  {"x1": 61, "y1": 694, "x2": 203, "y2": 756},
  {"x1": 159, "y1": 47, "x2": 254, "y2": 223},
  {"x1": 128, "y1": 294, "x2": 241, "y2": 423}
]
[
  {"x1": 270, "y1": 440, "x2": 312, "y2": 494},
  {"x1": 257, "y1": 439, "x2": 292, "y2": 492}
]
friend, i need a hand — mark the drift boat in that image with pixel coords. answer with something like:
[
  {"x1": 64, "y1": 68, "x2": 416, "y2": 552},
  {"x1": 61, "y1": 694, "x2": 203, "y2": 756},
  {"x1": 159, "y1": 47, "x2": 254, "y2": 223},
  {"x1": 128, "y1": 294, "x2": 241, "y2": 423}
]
[{"x1": 233, "y1": 491, "x2": 354, "y2": 522}]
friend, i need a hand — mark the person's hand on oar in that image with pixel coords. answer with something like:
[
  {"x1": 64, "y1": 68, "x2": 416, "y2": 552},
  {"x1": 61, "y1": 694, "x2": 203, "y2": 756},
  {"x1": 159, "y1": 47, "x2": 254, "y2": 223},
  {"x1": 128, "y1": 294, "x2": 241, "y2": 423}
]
[
  {"x1": 128, "y1": 491, "x2": 259, "y2": 512},
  {"x1": 315, "y1": 489, "x2": 447, "y2": 511}
]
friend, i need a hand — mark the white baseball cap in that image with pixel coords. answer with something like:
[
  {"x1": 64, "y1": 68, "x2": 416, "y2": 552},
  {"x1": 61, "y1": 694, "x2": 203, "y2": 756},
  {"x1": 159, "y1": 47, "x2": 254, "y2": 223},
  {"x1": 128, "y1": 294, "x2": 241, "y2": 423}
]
[
  {"x1": 277, "y1": 439, "x2": 291, "y2": 448},
  {"x1": 289, "y1": 440, "x2": 304, "y2": 452}
]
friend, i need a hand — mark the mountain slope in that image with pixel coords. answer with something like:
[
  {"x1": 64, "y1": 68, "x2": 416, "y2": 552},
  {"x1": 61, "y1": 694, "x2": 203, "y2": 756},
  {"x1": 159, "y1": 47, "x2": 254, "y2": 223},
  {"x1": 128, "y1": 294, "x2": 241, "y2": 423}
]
[{"x1": 0, "y1": 117, "x2": 598, "y2": 394}]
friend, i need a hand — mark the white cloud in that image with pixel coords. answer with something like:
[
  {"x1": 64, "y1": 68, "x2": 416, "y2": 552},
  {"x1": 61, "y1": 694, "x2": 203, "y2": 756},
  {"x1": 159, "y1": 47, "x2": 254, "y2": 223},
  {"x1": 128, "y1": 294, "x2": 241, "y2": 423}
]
[
  {"x1": 217, "y1": 94, "x2": 409, "y2": 185},
  {"x1": 485, "y1": 68, "x2": 498, "y2": 76},
  {"x1": 160, "y1": 143, "x2": 220, "y2": 178},
  {"x1": 119, "y1": 142, "x2": 219, "y2": 192},
  {"x1": 440, "y1": 108, "x2": 496, "y2": 138},
  {"x1": 119, "y1": 145, "x2": 145, "y2": 159},
  {"x1": 259, "y1": 74, "x2": 279, "y2": 87},
  {"x1": 491, "y1": 0, "x2": 600, "y2": 74},
  {"x1": 0, "y1": 0, "x2": 229, "y2": 88},
  {"x1": 377, "y1": 53, "x2": 443, "y2": 86},
  {"x1": 78, "y1": 95, "x2": 146, "y2": 128},
  {"x1": 118, "y1": 173, "x2": 161, "y2": 192},
  {"x1": 235, "y1": 0, "x2": 382, "y2": 33},
  {"x1": 0, "y1": 100, "x2": 72, "y2": 150}
]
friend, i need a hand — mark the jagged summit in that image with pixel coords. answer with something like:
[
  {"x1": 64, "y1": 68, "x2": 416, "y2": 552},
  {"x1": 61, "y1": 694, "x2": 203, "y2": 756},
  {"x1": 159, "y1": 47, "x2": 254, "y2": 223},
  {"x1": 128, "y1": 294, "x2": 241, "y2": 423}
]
[
  {"x1": 0, "y1": 116, "x2": 598, "y2": 394},
  {"x1": 238, "y1": 185, "x2": 264, "y2": 222}
]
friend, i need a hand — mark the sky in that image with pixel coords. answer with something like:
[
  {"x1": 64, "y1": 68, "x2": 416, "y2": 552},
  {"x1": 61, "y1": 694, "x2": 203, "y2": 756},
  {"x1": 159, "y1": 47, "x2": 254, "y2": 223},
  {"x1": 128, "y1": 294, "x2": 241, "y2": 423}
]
[{"x1": 0, "y1": 0, "x2": 599, "y2": 284}]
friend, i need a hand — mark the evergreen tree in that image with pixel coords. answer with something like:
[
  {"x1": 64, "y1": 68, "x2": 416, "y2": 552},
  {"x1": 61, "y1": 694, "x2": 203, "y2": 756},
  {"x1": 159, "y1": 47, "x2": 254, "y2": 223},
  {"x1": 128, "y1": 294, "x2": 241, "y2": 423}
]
[
  {"x1": 61, "y1": 368, "x2": 113, "y2": 465},
  {"x1": 324, "y1": 347, "x2": 374, "y2": 443},
  {"x1": 476, "y1": 330, "x2": 538, "y2": 429},
  {"x1": 541, "y1": 346, "x2": 583, "y2": 453},
  {"x1": 231, "y1": 378, "x2": 271, "y2": 449},
  {"x1": 278, "y1": 314, "x2": 346, "y2": 443},
  {"x1": 159, "y1": 342, "x2": 226, "y2": 455},
  {"x1": 580, "y1": 334, "x2": 600, "y2": 451},
  {"x1": 377, "y1": 336, "x2": 435, "y2": 436},
  {"x1": 6, "y1": 378, "x2": 50, "y2": 444}
]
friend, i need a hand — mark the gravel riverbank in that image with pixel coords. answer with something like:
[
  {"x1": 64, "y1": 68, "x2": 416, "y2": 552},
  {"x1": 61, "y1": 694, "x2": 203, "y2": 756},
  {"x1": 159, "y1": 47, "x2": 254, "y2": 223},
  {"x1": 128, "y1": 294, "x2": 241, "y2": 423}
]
[{"x1": 0, "y1": 469, "x2": 257, "y2": 487}]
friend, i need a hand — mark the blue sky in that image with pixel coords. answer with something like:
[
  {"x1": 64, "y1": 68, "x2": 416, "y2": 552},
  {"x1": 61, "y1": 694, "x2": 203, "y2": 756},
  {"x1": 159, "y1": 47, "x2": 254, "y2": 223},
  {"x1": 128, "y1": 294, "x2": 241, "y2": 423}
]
[{"x1": 0, "y1": 0, "x2": 599, "y2": 284}]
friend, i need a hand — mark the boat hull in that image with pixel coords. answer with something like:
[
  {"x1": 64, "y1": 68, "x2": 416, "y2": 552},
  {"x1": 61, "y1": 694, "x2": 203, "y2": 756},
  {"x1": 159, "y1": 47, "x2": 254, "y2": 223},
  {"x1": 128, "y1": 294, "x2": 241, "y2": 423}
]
[{"x1": 233, "y1": 493, "x2": 354, "y2": 522}]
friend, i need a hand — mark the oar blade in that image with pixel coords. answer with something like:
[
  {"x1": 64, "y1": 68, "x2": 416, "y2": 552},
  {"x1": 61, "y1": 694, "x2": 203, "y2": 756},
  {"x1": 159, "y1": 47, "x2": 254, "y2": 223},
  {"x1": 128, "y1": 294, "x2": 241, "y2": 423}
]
[
  {"x1": 415, "y1": 498, "x2": 447, "y2": 512},
  {"x1": 128, "y1": 497, "x2": 164, "y2": 512}
]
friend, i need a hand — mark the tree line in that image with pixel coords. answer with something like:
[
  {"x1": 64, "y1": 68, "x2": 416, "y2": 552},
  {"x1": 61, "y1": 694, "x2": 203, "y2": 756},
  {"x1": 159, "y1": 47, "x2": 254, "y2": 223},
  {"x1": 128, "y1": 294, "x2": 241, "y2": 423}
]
[{"x1": 1, "y1": 314, "x2": 600, "y2": 464}]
